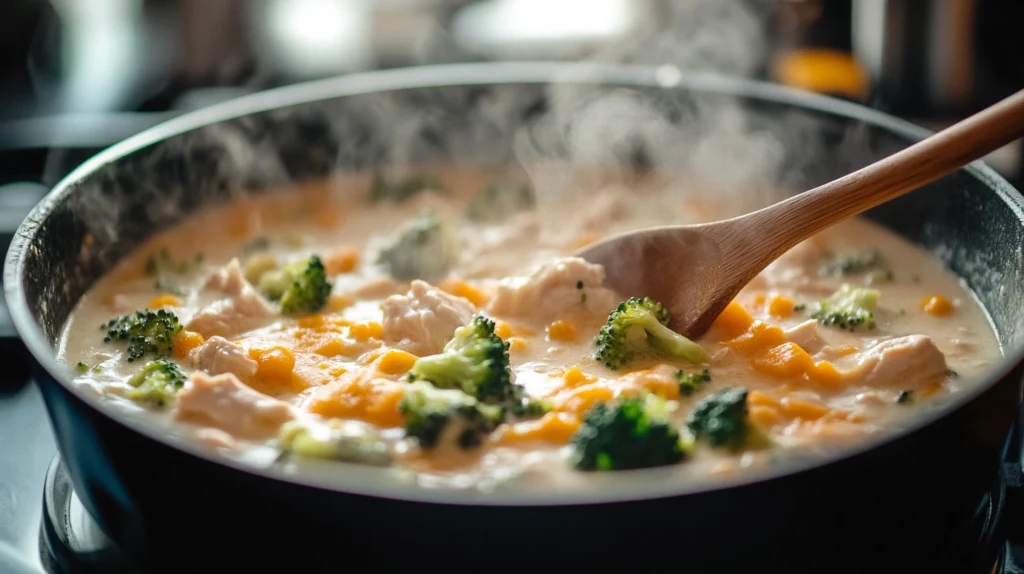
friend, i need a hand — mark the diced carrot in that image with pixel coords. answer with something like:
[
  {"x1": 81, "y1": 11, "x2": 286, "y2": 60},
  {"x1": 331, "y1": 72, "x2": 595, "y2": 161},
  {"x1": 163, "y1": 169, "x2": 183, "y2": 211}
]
[
  {"x1": 377, "y1": 349, "x2": 418, "y2": 375},
  {"x1": 507, "y1": 337, "x2": 528, "y2": 352},
  {"x1": 439, "y1": 279, "x2": 490, "y2": 307},
  {"x1": 767, "y1": 294, "x2": 796, "y2": 318},
  {"x1": 748, "y1": 390, "x2": 782, "y2": 408},
  {"x1": 148, "y1": 294, "x2": 182, "y2": 309},
  {"x1": 298, "y1": 314, "x2": 326, "y2": 329},
  {"x1": 749, "y1": 405, "x2": 784, "y2": 427},
  {"x1": 562, "y1": 366, "x2": 596, "y2": 388},
  {"x1": 921, "y1": 295, "x2": 954, "y2": 316},
  {"x1": 349, "y1": 321, "x2": 383, "y2": 342},
  {"x1": 248, "y1": 346, "x2": 296, "y2": 383},
  {"x1": 554, "y1": 383, "x2": 615, "y2": 415},
  {"x1": 546, "y1": 320, "x2": 578, "y2": 342},
  {"x1": 713, "y1": 301, "x2": 755, "y2": 337},
  {"x1": 809, "y1": 360, "x2": 843, "y2": 386},
  {"x1": 313, "y1": 337, "x2": 348, "y2": 357},
  {"x1": 780, "y1": 397, "x2": 830, "y2": 421},
  {"x1": 323, "y1": 247, "x2": 360, "y2": 275},
  {"x1": 366, "y1": 385, "x2": 405, "y2": 425},
  {"x1": 727, "y1": 321, "x2": 787, "y2": 355},
  {"x1": 495, "y1": 412, "x2": 581, "y2": 445},
  {"x1": 293, "y1": 315, "x2": 348, "y2": 334},
  {"x1": 307, "y1": 373, "x2": 404, "y2": 428},
  {"x1": 752, "y1": 342, "x2": 815, "y2": 378},
  {"x1": 493, "y1": 321, "x2": 513, "y2": 340},
  {"x1": 172, "y1": 330, "x2": 205, "y2": 359},
  {"x1": 616, "y1": 367, "x2": 680, "y2": 400}
]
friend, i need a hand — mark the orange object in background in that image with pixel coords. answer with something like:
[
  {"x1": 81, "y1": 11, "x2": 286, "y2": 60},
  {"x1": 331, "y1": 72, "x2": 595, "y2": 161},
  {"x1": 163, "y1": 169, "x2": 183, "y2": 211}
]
[{"x1": 772, "y1": 48, "x2": 870, "y2": 101}]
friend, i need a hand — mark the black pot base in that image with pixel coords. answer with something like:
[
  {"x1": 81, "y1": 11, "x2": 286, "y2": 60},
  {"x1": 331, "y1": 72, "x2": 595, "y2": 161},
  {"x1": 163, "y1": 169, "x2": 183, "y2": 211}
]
[
  {"x1": 37, "y1": 451, "x2": 1021, "y2": 573},
  {"x1": 40, "y1": 455, "x2": 141, "y2": 574}
]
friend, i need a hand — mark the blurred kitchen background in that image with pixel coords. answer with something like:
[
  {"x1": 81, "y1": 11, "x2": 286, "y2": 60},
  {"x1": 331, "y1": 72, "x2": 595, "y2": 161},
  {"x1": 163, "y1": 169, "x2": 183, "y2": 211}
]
[{"x1": 1, "y1": 0, "x2": 1024, "y2": 199}]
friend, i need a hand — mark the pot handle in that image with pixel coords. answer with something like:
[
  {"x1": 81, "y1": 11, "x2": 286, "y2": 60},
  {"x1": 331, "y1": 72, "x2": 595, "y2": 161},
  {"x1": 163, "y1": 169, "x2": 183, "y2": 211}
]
[{"x1": 0, "y1": 181, "x2": 49, "y2": 388}]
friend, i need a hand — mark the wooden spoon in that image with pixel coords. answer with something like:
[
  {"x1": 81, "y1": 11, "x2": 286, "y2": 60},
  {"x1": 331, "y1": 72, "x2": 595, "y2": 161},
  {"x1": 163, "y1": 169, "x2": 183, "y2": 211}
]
[{"x1": 576, "y1": 89, "x2": 1024, "y2": 340}]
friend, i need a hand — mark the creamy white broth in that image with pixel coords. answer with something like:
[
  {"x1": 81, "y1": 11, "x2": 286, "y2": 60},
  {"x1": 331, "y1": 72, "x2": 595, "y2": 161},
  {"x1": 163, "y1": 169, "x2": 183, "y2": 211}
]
[{"x1": 57, "y1": 169, "x2": 1001, "y2": 492}]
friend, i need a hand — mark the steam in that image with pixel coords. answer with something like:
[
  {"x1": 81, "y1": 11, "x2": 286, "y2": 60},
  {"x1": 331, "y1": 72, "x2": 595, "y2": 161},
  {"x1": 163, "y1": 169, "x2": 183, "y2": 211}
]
[
  {"x1": 51, "y1": 0, "x2": 837, "y2": 320},
  {"x1": 514, "y1": 0, "x2": 819, "y2": 220}
]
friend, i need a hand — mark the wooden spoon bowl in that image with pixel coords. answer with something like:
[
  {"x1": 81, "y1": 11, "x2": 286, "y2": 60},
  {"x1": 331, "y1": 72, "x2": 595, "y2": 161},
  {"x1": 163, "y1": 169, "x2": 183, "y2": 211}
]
[{"x1": 577, "y1": 89, "x2": 1024, "y2": 339}]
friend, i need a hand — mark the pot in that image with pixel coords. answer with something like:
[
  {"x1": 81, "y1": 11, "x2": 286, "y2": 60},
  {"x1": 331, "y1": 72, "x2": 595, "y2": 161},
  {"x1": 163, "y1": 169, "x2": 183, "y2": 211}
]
[{"x1": 6, "y1": 62, "x2": 1024, "y2": 573}]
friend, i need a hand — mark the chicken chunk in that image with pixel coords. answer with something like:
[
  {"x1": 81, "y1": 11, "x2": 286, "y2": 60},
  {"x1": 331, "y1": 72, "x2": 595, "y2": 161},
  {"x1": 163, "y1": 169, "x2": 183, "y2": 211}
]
[
  {"x1": 486, "y1": 257, "x2": 620, "y2": 323},
  {"x1": 840, "y1": 335, "x2": 948, "y2": 388},
  {"x1": 186, "y1": 259, "x2": 275, "y2": 339},
  {"x1": 193, "y1": 336, "x2": 258, "y2": 383},
  {"x1": 784, "y1": 320, "x2": 823, "y2": 353},
  {"x1": 380, "y1": 280, "x2": 475, "y2": 355},
  {"x1": 174, "y1": 372, "x2": 295, "y2": 440}
]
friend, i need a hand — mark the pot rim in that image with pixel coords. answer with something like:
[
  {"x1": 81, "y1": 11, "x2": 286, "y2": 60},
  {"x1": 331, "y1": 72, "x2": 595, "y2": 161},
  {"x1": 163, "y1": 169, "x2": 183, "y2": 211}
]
[{"x1": 6, "y1": 61, "x2": 1024, "y2": 506}]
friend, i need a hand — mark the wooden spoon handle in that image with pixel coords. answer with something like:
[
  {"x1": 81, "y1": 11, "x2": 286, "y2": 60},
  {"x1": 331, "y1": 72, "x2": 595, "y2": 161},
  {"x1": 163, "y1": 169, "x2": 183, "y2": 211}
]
[{"x1": 738, "y1": 88, "x2": 1024, "y2": 260}]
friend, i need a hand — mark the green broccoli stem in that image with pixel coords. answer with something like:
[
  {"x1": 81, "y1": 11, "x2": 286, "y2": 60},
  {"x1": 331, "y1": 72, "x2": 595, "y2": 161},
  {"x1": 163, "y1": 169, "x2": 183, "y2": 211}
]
[
  {"x1": 635, "y1": 315, "x2": 708, "y2": 364},
  {"x1": 408, "y1": 353, "x2": 482, "y2": 392}
]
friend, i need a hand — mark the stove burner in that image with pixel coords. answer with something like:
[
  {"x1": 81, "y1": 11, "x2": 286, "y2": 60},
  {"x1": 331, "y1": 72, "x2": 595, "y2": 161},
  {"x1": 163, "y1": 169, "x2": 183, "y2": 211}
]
[
  {"x1": 39, "y1": 456, "x2": 139, "y2": 574},
  {"x1": 37, "y1": 453, "x2": 1022, "y2": 573}
]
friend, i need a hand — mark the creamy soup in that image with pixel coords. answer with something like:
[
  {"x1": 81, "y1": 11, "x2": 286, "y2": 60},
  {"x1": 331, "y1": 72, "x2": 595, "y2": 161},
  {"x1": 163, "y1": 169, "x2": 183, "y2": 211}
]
[{"x1": 58, "y1": 168, "x2": 1001, "y2": 492}]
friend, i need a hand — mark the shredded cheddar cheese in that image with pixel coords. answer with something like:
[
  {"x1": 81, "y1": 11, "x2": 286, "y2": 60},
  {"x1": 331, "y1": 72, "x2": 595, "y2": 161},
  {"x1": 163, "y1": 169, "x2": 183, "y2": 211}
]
[
  {"x1": 546, "y1": 320, "x2": 578, "y2": 342},
  {"x1": 148, "y1": 294, "x2": 183, "y2": 309},
  {"x1": 921, "y1": 295, "x2": 954, "y2": 316}
]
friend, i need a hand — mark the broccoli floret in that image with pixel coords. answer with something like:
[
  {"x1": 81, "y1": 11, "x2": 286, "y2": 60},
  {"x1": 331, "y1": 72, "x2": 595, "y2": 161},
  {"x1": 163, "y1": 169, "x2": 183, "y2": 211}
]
[
  {"x1": 511, "y1": 396, "x2": 553, "y2": 418},
  {"x1": 258, "y1": 255, "x2": 332, "y2": 315},
  {"x1": 244, "y1": 251, "x2": 279, "y2": 285},
  {"x1": 685, "y1": 387, "x2": 770, "y2": 451},
  {"x1": 144, "y1": 248, "x2": 204, "y2": 295},
  {"x1": 126, "y1": 359, "x2": 186, "y2": 407},
  {"x1": 278, "y1": 419, "x2": 392, "y2": 466},
  {"x1": 594, "y1": 297, "x2": 707, "y2": 370},
  {"x1": 571, "y1": 394, "x2": 688, "y2": 471},
  {"x1": 465, "y1": 181, "x2": 535, "y2": 223},
  {"x1": 408, "y1": 315, "x2": 517, "y2": 405},
  {"x1": 399, "y1": 381, "x2": 504, "y2": 449},
  {"x1": 101, "y1": 309, "x2": 182, "y2": 362},
  {"x1": 818, "y1": 248, "x2": 888, "y2": 277},
  {"x1": 676, "y1": 368, "x2": 711, "y2": 396},
  {"x1": 143, "y1": 247, "x2": 204, "y2": 276},
  {"x1": 810, "y1": 283, "x2": 880, "y2": 331},
  {"x1": 369, "y1": 171, "x2": 442, "y2": 203},
  {"x1": 376, "y1": 208, "x2": 459, "y2": 282}
]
